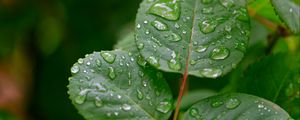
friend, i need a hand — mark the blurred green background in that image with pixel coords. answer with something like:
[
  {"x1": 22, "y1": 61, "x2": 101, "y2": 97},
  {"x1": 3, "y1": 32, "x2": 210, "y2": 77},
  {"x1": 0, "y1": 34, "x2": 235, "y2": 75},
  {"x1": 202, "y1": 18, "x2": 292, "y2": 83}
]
[{"x1": 0, "y1": 0, "x2": 141, "y2": 120}]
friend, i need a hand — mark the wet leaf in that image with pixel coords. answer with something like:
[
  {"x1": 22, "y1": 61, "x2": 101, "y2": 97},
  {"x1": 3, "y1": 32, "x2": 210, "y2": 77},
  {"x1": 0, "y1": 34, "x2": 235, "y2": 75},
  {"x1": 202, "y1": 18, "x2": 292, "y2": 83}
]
[
  {"x1": 183, "y1": 93, "x2": 292, "y2": 120},
  {"x1": 68, "y1": 50, "x2": 173, "y2": 120},
  {"x1": 135, "y1": 0, "x2": 250, "y2": 78},
  {"x1": 271, "y1": 0, "x2": 300, "y2": 33}
]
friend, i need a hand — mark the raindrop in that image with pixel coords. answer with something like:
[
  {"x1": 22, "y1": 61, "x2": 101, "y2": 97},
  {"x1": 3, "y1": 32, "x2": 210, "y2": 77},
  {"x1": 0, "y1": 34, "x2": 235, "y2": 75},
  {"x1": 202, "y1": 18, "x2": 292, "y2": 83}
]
[
  {"x1": 117, "y1": 95, "x2": 122, "y2": 99},
  {"x1": 96, "y1": 59, "x2": 101, "y2": 67},
  {"x1": 225, "y1": 98, "x2": 240, "y2": 109},
  {"x1": 78, "y1": 58, "x2": 84, "y2": 64},
  {"x1": 144, "y1": 20, "x2": 148, "y2": 24},
  {"x1": 167, "y1": 32, "x2": 182, "y2": 42},
  {"x1": 136, "y1": 24, "x2": 141, "y2": 29},
  {"x1": 122, "y1": 104, "x2": 132, "y2": 111},
  {"x1": 175, "y1": 23, "x2": 180, "y2": 29},
  {"x1": 114, "y1": 112, "x2": 119, "y2": 116},
  {"x1": 128, "y1": 72, "x2": 132, "y2": 79},
  {"x1": 219, "y1": 0, "x2": 234, "y2": 8},
  {"x1": 151, "y1": 20, "x2": 168, "y2": 31},
  {"x1": 139, "y1": 71, "x2": 145, "y2": 77},
  {"x1": 147, "y1": 56, "x2": 160, "y2": 67},
  {"x1": 138, "y1": 43, "x2": 145, "y2": 50},
  {"x1": 202, "y1": 7, "x2": 213, "y2": 14},
  {"x1": 189, "y1": 108, "x2": 199, "y2": 117},
  {"x1": 190, "y1": 60, "x2": 196, "y2": 65},
  {"x1": 156, "y1": 100, "x2": 172, "y2": 113},
  {"x1": 71, "y1": 65, "x2": 79, "y2": 74},
  {"x1": 235, "y1": 42, "x2": 246, "y2": 53},
  {"x1": 95, "y1": 97, "x2": 103, "y2": 107},
  {"x1": 199, "y1": 20, "x2": 217, "y2": 34},
  {"x1": 168, "y1": 59, "x2": 181, "y2": 71},
  {"x1": 289, "y1": 8, "x2": 293, "y2": 12},
  {"x1": 210, "y1": 46, "x2": 230, "y2": 60},
  {"x1": 225, "y1": 25, "x2": 231, "y2": 32},
  {"x1": 137, "y1": 89, "x2": 144, "y2": 100},
  {"x1": 226, "y1": 34, "x2": 232, "y2": 39},
  {"x1": 199, "y1": 68, "x2": 222, "y2": 78},
  {"x1": 95, "y1": 83, "x2": 107, "y2": 92},
  {"x1": 137, "y1": 55, "x2": 147, "y2": 67},
  {"x1": 258, "y1": 104, "x2": 264, "y2": 108},
  {"x1": 108, "y1": 67, "x2": 116, "y2": 80},
  {"x1": 211, "y1": 99, "x2": 224, "y2": 108},
  {"x1": 236, "y1": 8, "x2": 249, "y2": 21},
  {"x1": 148, "y1": 0, "x2": 181, "y2": 20},
  {"x1": 75, "y1": 89, "x2": 89, "y2": 104},
  {"x1": 195, "y1": 45, "x2": 207, "y2": 53},
  {"x1": 86, "y1": 61, "x2": 91, "y2": 66},
  {"x1": 101, "y1": 52, "x2": 116, "y2": 64},
  {"x1": 182, "y1": 30, "x2": 187, "y2": 34},
  {"x1": 145, "y1": 30, "x2": 150, "y2": 34}
]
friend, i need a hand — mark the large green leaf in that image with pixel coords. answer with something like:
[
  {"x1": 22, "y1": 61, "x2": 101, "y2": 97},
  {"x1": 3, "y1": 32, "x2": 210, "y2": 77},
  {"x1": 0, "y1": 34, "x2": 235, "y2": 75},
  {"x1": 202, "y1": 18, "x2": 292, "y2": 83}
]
[
  {"x1": 68, "y1": 50, "x2": 173, "y2": 120},
  {"x1": 183, "y1": 93, "x2": 292, "y2": 120},
  {"x1": 135, "y1": 0, "x2": 250, "y2": 78},
  {"x1": 237, "y1": 54, "x2": 300, "y2": 119},
  {"x1": 271, "y1": 0, "x2": 300, "y2": 34}
]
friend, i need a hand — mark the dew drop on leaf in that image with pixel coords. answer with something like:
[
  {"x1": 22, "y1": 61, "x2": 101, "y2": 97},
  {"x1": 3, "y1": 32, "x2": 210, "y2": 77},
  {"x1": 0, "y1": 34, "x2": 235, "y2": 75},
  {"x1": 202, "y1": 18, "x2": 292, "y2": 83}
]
[
  {"x1": 100, "y1": 52, "x2": 116, "y2": 64},
  {"x1": 202, "y1": 7, "x2": 213, "y2": 14},
  {"x1": 199, "y1": 20, "x2": 217, "y2": 34},
  {"x1": 147, "y1": 56, "x2": 160, "y2": 67},
  {"x1": 78, "y1": 58, "x2": 84, "y2": 64},
  {"x1": 138, "y1": 43, "x2": 145, "y2": 50},
  {"x1": 96, "y1": 59, "x2": 102, "y2": 67},
  {"x1": 168, "y1": 59, "x2": 181, "y2": 71},
  {"x1": 108, "y1": 67, "x2": 116, "y2": 80},
  {"x1": 71, "y1": 65, "x2": 80, "y2": 74},
  {"x1": 156, "y1": 100, "x2": 172, "y2": 113},
  {"x1": 151, "y1": 20, "x2": 168, "y2": 31},
  {"x1": 166, "y1": 32, "x2": 182, "y2": 42},
  {"x1": 137, "y1": 89, "x2": 144, "y2": 100},
  {"x1": 210, "y1": 46, "x2": 230, "y2": 60},
  {"x1": 195, "y1": 45, "x2": 207, "y2": 53},
  {"x1": 219, "y1": 0, "x2": 234, "y2": 8},
  {"x1": 199, "y1": 68, "x2": 222, "y2": 78},
  {"x1": 211, "y1": 99, "x2": 224, "y2": 108},
  {"x1": 95, "y1": 97, "x2": 103, "y2": 107},
  {"x1": 148, "y1": 0, "x2": 180, "y2": 21},
  {"x1": 225, "y1": 98, "x2": 240, "y2": 109},
  {"x1": 122, "y1": 104, "x2": 132, "y2": 111}
]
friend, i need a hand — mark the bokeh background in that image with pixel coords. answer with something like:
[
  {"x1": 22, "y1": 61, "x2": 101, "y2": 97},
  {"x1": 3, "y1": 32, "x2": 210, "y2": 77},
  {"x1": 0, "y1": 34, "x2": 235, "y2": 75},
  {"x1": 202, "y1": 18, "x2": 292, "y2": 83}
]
[{"x1": 0, "y1": 0, "x2": 299, "y2": 120}]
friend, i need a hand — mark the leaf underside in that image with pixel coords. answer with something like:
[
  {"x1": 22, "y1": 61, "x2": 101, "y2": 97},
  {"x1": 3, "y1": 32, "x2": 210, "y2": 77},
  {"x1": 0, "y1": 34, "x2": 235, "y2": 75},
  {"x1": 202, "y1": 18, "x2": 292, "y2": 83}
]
[
  {"x1": 68, "y1": 50, "x2": 173, "y2": 120},
  {"x1": 271, "y1": 0, "x2": 300, "y2": 34},
  {"x1": 183, "y1": 93, "x2": 291, "y2": 120},
  {"x1": 135, "y1": 0, "x2": 250, "y2": 78}
]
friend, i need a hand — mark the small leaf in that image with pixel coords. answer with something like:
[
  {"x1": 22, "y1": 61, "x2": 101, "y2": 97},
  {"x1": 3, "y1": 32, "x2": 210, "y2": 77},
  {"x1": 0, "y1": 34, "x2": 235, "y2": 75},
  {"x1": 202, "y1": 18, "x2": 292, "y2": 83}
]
[
  {"x1": 183, "y1": 93, "x2": 292, "y2": 120},
  {"x1": 135, "y1": 0, "x2": 250, "y2": 78},
  {"x1": 68, "y1": 50, "x2": 173, "y2": 120},
  {"x1": 271, "y1": 0, "x2": 300, "y2": 33}
]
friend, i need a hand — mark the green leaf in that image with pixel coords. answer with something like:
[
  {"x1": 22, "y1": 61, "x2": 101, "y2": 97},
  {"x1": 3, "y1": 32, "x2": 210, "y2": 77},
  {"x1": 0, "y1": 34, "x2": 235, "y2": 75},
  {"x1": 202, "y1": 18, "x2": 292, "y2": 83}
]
[
  {"x1": 248, "y1": 0, "x2": 281, "y2": 24},
  {"x1": 271, "y1": 0, "x2": 300, "y2": 34},
  {"x1": 68, "y1": 50, "x2": 173, "y2": 120},
  {"x1": 183, "y1": 93, "x2": 292, "y2": 120},
  {"x1": 135, "y1": 0, "x2": 250, "y2": 78},
  {"x1": 237, "y1": 54, "x2": 300, "y2": 119}
]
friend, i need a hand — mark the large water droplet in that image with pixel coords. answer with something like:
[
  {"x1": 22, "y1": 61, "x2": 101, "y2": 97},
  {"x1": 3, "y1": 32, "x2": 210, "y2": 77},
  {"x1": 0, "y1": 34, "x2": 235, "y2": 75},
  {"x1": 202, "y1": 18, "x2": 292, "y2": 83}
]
[
  {"x1": 108, "y1": 67, "x2": 116, "y2": 80},
  {"x1": 225, "y1": 98, "x2": 240, "y2": 109},
  {"x1": 219, "y1": 0, "x2": 234, "y2": 8},
  {"x1": 211, "y1": 99, "x2": 224, "y2": 108},
  {"x1": 156, "y1": 100, "x2": 172, "y2": 113},
  {"x1": 75, "y1": 94, "x2": 86, "y2": 104},
  {"x1": 71, "y1": 65, "x2": 79, "y2": 74},
  {"x1": 122, "y1": 104, "x2": 132, "y2": 111},
  {"x1": 166, "y1": 32, "x2": 181, "y2": 42},
  {"x1": 210, "y1": 46, "x2": 230, "y2": 60},
  {"x1": 199, "y1": 68, "x2": 222, "y2": 78},
  {"x1": 151, "y1": 20, "x2": 168, "y2": 31},
  {"x1": 137, "y1": 55, "x2": 147, "y2": 67},
  {"x1": 202, "y1": 7, "x2": 213, "y2": 14},
  {"x1": 199, "y1": 20, "x2": 217, "y2": 34},
  {"x1": 147, "y1": 56, "x2": 160, "y2": 67},
  {"x1": 78, "y1": 58, "x2": 84, "y2": 64},
  {"x1": 137, "y1": 89, "x2": 144, "y2": 100},
  {"x1": 168, "y1": 59, "x2": 181, "y2": 71},
  {"x1": 195, "y1": 45, "x2": 207, "y2": 53},
  {"x1": 148, "y1": 0, "x2": 180, "y2": 20},
  {"x1": 101, "y1": 52, "x2": 116, "y2": 64},
  {"x1": 95, "y1": 97, "x2": 103, "y2": 107}
]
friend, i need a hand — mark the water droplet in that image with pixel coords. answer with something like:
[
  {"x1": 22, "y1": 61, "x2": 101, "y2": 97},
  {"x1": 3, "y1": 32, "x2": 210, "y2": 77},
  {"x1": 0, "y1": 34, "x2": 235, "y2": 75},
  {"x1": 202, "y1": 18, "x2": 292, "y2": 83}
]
[
  {"x1": 71, "y1": 65, "x2": 80, "y2": 74},
  {"x1": 166, "y1": 32, "x2": 181, "y2": 42},
  {"x1": 136, "y1": 24, "x2": 141, "y2": 29},
  {"x1": 168, "y1": 59, "x2": 181, "y2": 71},
  {"x1": 144, "y1": 20, "x2": 148, "y2": 24},
  {"x1": 258, "y1": 104, "x2": 264, "y2": 108},
  {"x1": 151, "y1": 20, "x2": 168, "y2": 31},
  {"x1": 86, "y1": 61, "x2": 91, "y2": 66},
  {"x1": 199, "y1": 68, "x2": 222, "y2": 78},
  {"x1": 138, "y1": 43, "x2": 144, "y2": 50},
  {"x1": 190, "y1": 60, "x2": 196, "y2": 65},
  {"x1": 175, "y1": 23, "x2": 180, "y2": 29},
  {"x1": 148, "y1": 0, "x2": 181, "y2": 20},
  {"x1": 137, "y1": 55, "x2": 147, "y2": 67},
  {"x1": 195, "y1": 45, "x2": 207, "y2": 53},
  {"x1": 147, "y1": 56, "x2": 160, "y2": 67},
  {"x1": 137, "y1": 89, "x2": 144, "y2": 100},
  {"x1": 210, "y1": 46, "x2": 230, "y2": 60},
  {"x1": 95, "y1": 83, "x2": 107, "y2": 92},
  {"x1": 226, "y1": 34, "x2": 232, "y2": 39},
  {"x1": 117, "y1": 95, "x2": 122, "y2": 99},
  {"x1": 236, "y1": 8, "x2": 249, "y2": 21},
  {"x1": 219, "y1": 0, "x2": 234, "y2": 8},
  {"x1": 199, "y1": 20, "x2": 217, "y2": 34},
  {"x1": 122, "y1": 104, "x2": 131, "y2": 111},
  {"x1": 95, "y1": 97, "x2": 103, "y2": 107},
  {"x1": 75, "y1": 94, "x2": 86, "y2": 104},
  {"x1": 211, "y1": 99, "x2": 224, "y2": 108},
  {"x1": 101, "y1": 52, "x2": 116, "y2": 64},
  {"x1": 189, "y1": 108, "x2": 199, "y2": 117},
  {"x1": 114, "y1": 112, "x2": 119, "y2": 116},
  {"x1": 289, "y1": 8, "x2": 293, "y2": 12},
  {"x1": 78, "y1": 58, "x2": 84, "y2": 64},
  {"x1": 202, "y1": 0, "x2": 213, "y2": 4},
  {"x1": 151, "y1": 36, "x2": 162, "y2": 46},
  {"x1": 235, "y1": 42, "x2": 246, "y2": 53},
  {"x1": 128, "y1": 72, "x2": 132, "y2": 79},
  {"x1": 202, "y1": 7, "x2": 213, "y2": 14},
  {"x1": 139, "y1": 71, "x2": 145, "y2": 77},
  {"x1": 96, "y1": 59, "x2": 101, "y2": 67},
  {"x1": 156, "y1": 100, "x2": 172, "y2": 113},
  {"x1": 108, "y1": 67, "x2": 116, "y2": 80},
  {"x1": 225, "y1": 25, "x2": 231, "y2": 32},
  {"x1": 145, "y1": 30, "x2": 150, "y2": 34},
  {"x1": 225, "y1": 98, "x2": 240, "y2": 109},
  {"x1": 106, "y1": 112, "x2": 112, "y2": 117}
]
